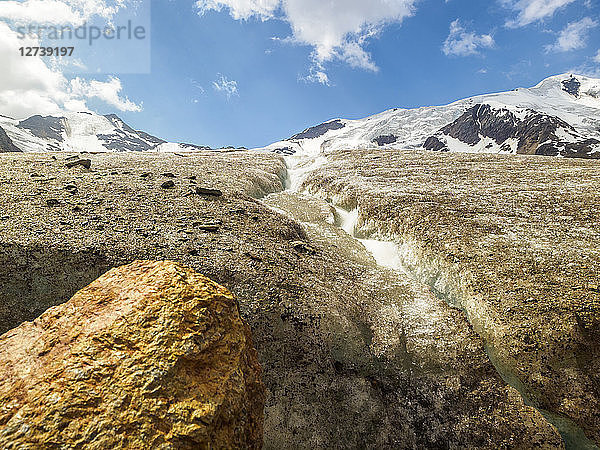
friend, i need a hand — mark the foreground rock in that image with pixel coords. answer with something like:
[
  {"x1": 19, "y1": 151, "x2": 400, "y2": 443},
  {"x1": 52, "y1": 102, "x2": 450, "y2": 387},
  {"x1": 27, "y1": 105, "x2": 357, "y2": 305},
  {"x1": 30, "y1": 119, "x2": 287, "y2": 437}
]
[
  {"x1": 0, "y1": 260, "x2": 265, "y2": 449},
  {"x1": 301, "y1": 149, "x2": 600, "y2": 447},
  {"x1": 0, "y1": 152, "x2": 563, "y2": 448}
]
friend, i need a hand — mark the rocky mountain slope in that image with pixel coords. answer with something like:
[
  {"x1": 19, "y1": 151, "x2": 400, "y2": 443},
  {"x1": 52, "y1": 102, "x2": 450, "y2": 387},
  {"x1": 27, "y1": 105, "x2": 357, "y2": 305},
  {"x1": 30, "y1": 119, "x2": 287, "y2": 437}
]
[
  {"x1": 0, "y1": 112, "x2": 213, "y2": 153},
  {"x1": 260, "y1": 74, "x2": 600, "y2": 159}
]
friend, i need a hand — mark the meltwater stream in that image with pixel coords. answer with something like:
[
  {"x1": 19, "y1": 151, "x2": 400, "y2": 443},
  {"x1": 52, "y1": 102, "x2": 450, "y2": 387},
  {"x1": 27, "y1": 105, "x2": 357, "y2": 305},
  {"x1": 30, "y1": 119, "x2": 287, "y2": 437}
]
[
  {"x1": 281, "y1": 154, "x2": 598, "y2": 450},
  {"x1": 335, "y1": 207, "x2": 404, "y2": 272}
]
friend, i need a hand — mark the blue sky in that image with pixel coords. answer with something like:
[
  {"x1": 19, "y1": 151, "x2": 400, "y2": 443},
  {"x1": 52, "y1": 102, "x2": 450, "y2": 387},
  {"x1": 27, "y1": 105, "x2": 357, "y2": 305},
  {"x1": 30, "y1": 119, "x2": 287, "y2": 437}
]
[{"x1": 1, "y1": 0, "x2": 600, "y2": 148}]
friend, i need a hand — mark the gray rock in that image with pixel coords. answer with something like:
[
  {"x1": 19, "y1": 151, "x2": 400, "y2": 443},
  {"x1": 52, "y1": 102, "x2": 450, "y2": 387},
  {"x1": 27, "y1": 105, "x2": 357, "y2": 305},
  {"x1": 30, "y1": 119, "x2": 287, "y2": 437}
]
[
  {"x1": 193, "y1": 220, "x2": 222, "y2": 232},
  {"x1": 0, "y1": 126, "x2": 21, "y2": 153},
  {"x1": 66, "y1": 159, "x2": 92, "y2": 170},
  {"x1": 289, "y1": 119, "x2": 346, "y2": 140},
  {"x1": 18, "y1": 115, "x2": 66, "y2": 142},
  {"x1": 194, "y1": 187, "x2": 223, "y2": 197},
  {"x1": 64, "y1": 184, "x2": 78, "y2": 195}
]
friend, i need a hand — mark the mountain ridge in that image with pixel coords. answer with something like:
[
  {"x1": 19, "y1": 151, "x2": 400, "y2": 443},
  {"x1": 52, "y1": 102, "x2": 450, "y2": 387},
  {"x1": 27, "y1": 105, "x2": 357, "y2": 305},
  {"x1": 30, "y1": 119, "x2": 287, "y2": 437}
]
[
  {"x1": 261, "y1": 73, "x2": 600, "y2": 159},
  {"x1": 1, "y1": 73, "x2": 599, "y2": 159},
  {"x1": 0, "y1": 112, "x2": 205, "y2": 154}
]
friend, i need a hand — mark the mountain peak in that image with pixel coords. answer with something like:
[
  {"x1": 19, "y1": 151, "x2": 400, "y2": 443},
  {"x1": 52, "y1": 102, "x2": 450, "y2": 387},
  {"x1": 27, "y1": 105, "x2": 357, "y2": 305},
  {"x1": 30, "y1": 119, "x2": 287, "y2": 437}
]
[
  {"x1": 0, "y1": 110, "x2": 169, "y2": 153},
  {"x1": 531, "y1": 73, "x2": 600, "y2": 101}
]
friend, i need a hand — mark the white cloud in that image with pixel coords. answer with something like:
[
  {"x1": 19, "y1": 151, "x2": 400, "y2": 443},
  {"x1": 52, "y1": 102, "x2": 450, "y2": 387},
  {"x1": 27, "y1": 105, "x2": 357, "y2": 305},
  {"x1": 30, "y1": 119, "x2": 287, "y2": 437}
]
[
  {"x1": 545, "y1": 17, "x2": 598, "y2": 52},
  {"x1": 212, "y1": 74, "x2": 239, "y2": 99},
  {"x1": 70, "y1": 77, "x2": 141, "y2": 111},
  {"x1": 191, "y1": 79, "x2": 206, "y2": 95},
  {"x1": 196, "y1": 0, "x2": 417, "y2": 75},
  {"x1": 310, "y1": 71, "x2": 330, "y2": 85},
  {"x1": 442, "y1": 20, "x2": 494, "y2": 57},
  {"x1": 0, "y1": 0, "x2": 141, "y2": 118},
  {"x1": 300, "y1": 69, "x2": 330, "y2": 85},
  {"x1": 501, "y1": 0, "x2": 576, "y2": 27},
  {"x1": 0, "y1": 0, "x2": 83, "y2": 24},
  {"x1": 0, "y1": 0, "x2": 124, "y2": 25},
  {"x1": 197, "y1": 0, "x2": 279, "y2": 20},
  {"x1": 0, "y1": 22, "x2": 140, "y2": 118},
  {"x1": 568, "y1": 48, "x2": 600, "y2": 77}
]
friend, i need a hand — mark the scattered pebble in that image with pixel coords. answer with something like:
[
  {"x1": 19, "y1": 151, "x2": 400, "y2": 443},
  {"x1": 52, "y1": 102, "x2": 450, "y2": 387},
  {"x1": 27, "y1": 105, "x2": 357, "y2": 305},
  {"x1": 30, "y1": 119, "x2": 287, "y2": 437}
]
[
  {"x1": 245, "y1": 252, "x2": 262, "y2": 262},
  {"x1": 291, "y1": 241, "x2": 317, "y2": 255},
  {"x1": 193, "y1": 220, "x2": 222, "y2": 232},
  {"x1": 64, "y1": 184, "x2": 78, "y2": 195},
  {"x1": 66, "y1": 159, "x2": 92, "y2": 170},
  {"x1": 161, "y1": 180, "x2": 176, "y2": 189},
  {"x1": 194, "y1": 187, "x2": 223, "y2": 197}
]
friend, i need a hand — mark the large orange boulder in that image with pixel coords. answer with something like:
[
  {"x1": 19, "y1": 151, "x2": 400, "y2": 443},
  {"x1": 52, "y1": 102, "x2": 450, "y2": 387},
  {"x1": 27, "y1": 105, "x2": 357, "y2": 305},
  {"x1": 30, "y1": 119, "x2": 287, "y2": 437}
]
[{"x1": 0, "y1": 260, "x2": 265, "y2": 449}]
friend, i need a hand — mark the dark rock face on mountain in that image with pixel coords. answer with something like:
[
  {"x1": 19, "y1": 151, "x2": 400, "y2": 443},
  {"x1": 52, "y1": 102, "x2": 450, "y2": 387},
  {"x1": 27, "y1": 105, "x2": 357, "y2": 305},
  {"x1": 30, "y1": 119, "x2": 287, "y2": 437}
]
[
  {"x1": 0, "y1": 127, "x2": 20, "y2": 152},
  {"x1": 99, "y1": 114, "x2": 166, "y2": 152},
  {"x1": 270, "y1": 146, "x2": 295, "y2": 155},
  {"x1": 290, "y1": 119, "x2": 345, "y2": 140},
  {"x1": 424, "y1": 104, "x2": 600, "y2": 158},
  {"x1": 372, "y1": 134, "x2": 398, "y2": 146},
  {"x1": 179, "y1": 143, "x2": 213, "y2": 151},
  {"x1": 104, "y1": 114, "x2": 166, "y2": 146},
  {"x1": 562, "y1": 76, "x2": 581, "y2": 97},
  {"x1": 18, "y1": 115, "x2": 66, "y2": 141},
  {"x1": 423, "y1": 135, "x2": 446, "y2": 151},
  {"x1": 96, "y1": 131, "x2": 160, "y2": 151}
]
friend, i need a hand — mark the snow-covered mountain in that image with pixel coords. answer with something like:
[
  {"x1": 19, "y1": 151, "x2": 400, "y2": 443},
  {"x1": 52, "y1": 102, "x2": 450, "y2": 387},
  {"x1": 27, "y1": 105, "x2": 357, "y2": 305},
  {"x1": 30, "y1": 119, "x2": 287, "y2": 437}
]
[
  {"x1": 0, "y1": 112, "x2": 212, "y2": 154},
  {"x1": 2, "y1": 74, "x2": 599, "y2": 158},
  {"x1": 259, "y1": 74, "x2": 600, "y2": 159}
]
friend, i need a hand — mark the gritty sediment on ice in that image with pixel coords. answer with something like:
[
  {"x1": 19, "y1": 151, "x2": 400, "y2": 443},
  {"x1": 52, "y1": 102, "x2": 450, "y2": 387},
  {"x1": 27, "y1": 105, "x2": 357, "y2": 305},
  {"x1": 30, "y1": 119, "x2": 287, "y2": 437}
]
[
  {"x1": 301, "y1": 149, "x2": 600, "y2": 447},
  {"x1": 0, "y1": 151, "x2": 565, "y2": 448}
]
